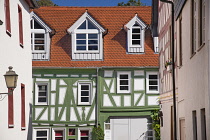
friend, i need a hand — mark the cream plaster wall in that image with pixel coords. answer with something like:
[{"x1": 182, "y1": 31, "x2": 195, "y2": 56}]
[{"x1": 159, "y1": 0, "x2": 210, "y2": 139}]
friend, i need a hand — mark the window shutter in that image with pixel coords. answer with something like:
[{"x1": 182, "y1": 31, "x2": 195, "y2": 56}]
[
  {"x1": 5, "y1": 0, "x2": 11, "y2": 34},
  {"x1": 8, "y1": 88, "x2": 14, "y2": 128},
  {"x1": 21, "y1": 84, "x2": 26, "y2": 130},
  {"x1": 18, "y1": 5, "x2": 23, "y2": 46}
]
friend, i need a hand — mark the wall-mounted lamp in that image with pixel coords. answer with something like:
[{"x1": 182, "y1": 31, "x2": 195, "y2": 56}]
[
  {"x1": 0, "y1": 20, "x2": 3, "y2": 25},
  {"x1": 1, "y1": 66, "x2": 18, "y2": 94}
]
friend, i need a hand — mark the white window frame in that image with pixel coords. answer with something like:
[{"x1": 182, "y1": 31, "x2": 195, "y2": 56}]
[
  {"x1": 74, "y1": 30, "x2": 100, "y2": 53},
  {"x1": 146, "y1": 72, "x2": 159, "y2": 94},
  {"x1": 125, "y1": 14, "x2": 147, "y2": 53},
  {"x1": 30, "y1": 11, "x2": 52, "y2": 60},
  {"x1": 35, "y1": 83, "x2": 49, "y2": 105},
  {"x1": 117, "y1": 71, "x2": 131, "y2": 94},
  {"x1": 33, "y1": 128, "x2": 50, "y2": 140},
  {"x1": 78, "y1": 128, "x2": 92, "y2": 140},
  {"x1": 52, "y1": 128, "x2": 65, "y2": 140},
  {"x1": 67, "y1": 12, "x2": 105, "y2": 60},
  {"x1": 78, "y1": 82, "x2": 92, "y2": 105}
]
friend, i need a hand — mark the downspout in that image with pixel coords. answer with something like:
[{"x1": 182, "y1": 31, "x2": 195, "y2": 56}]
[{"x1": 95, "y1": 67, "x2": 99, "y2": 127}]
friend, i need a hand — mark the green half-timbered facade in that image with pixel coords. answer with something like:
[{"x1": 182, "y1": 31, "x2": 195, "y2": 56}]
[{"x1": 31, "y1": 6, "x2": 159, "y2": 140}]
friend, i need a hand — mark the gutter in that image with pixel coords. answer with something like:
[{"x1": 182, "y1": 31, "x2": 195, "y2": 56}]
[{"x1": 32, "y1": 66, "x2": 159, "y2": 69}]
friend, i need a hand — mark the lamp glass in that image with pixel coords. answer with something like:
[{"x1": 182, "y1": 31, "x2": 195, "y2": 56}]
[{"x1": 4, "y1": 75, "x2": 18, "y2": 88}]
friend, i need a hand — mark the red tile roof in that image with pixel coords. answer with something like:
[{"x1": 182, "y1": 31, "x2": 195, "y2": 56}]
[{"x1": 32, "y1": 6, "x2": 158, "y2": 68}]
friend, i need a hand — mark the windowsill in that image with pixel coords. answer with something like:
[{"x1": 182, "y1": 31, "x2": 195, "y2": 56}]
[
  {"x1": 6, "y1": 30, "x2": 11, "y2": 37},
  {"x1": 75, "y1": 51, "x2": 99, "y2": 53},
  {"x1": 127, "y1": 52, "x2": 145, "y2": 54},
  {"x1": 20, "y1": 43, "x2": 24, "y2": 48},
  {"x1": 77, "y1": 104, "x2": 91, "y2": 106},
  {"x1": 146, "y1": 92, "x2": 159, "y2": 94},
  {"x1": 190, "y1": 52, "x2": 196, "y2": 59},
  {"x1": 117, "y1": 92, "x2": 131, "y2": 94},
  {"x1": 197, "y1": 43, "x2": 205, "y2": 52}
]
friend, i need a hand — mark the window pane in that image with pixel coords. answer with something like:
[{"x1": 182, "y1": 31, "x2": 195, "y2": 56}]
[
  {"x1": 88, "y1": 40, "x2": 98, "y2": 44},
  {"x1": 77, "y1": 34, "x2": 86, "y2": 39},
  {"x1": 120, "y1": 86, "x2": 129, "y2": 90},
  {"x1": 132, "y1": 29, "x2": 140, "y2": 33},
  {"x1": 35, "y1": 40, "x2": 44, "y2": 44},
  {"x1": 81, "y1": 138, "x2": 88, "y2": 140},
  {"x1": 77, "y1": 40, "x2": 86, "y2": 44},
  {"x1": 149, "y1": 75, "x2": 158, "y2": 79},
  {"x1": 35, "y1": 34, "x2": 44, "y2": 38},
  {"x1": 120, "y1": 75, "x2": 128, "y2": 79},
  {"x1": 88, "y1": 34, "x2": 97, "y2": 39},
  {"x1": 38, "y1": 92, "x2": 47, "y2": 96},
  {"x1": 34, "y1": 20, "x2": 43, "y2": 29},
  {"x1": 81, "y1": 97, "x2": 89, "y2": 102},
  {"x1": 69, "y1": 129, "x2": 75, "y2": 136},
  {"x1": 78, "y1": 21, "x2": 86, "y2": 29},
  {"x1": 38, "y1": 98, "x2": 47, "y2": 102},
  {"x1": 133, "y1": 23, "x2": 139, "y2": 26},
  {"x1": 88, "y1": 46, "x2": 98, "y2": 50},
  {"x1": 81, "y1": 85, "x2": 89, "y2": 90},
  {"x1": 120, "y1": 80, "x2": 128, "y2": 85},
  {"x1": 132, "y1": 35, "x2": 140, "y2": 39},
  {"x1": 55, "y1": 138, "x2": 63, "y2": 140},
  {"x1": 77, "y1": 46, "x2": 86, "y2": 50},
  {"x1": 88, "y1": 20, "x2": 96, "y2": 29},
  {"x1": 55, "y1": 131, "x2": 63, "y2": 136},
  {"x1": 81, "y1": 91, "x2": 89, "y2": 96},
  {"x1": 81, "y1": 131, "x2": 89, "y2": 136},
  {"x1": 39, "y1": 85, "x2": 46, "y2": 90},
  {"x1": 132, "y1": 40, "x2": 140, "y2": 45},
  {"x1": 149, "y1": 81, "x2": 158, "y2": 85},
  {"x1": 37, "y1": 131, "x2": 47, "y2": 136},
  {"x1": 149, "y1": 86, "x2": 158, "y2": 91},
  {"x1": 35, "y1": 45, "x2": 45, "y2": 50}
]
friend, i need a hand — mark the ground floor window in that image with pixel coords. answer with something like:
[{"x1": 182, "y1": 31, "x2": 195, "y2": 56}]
[{"x1": 34, "y1": 128, "x2": 49, "y2": 140}]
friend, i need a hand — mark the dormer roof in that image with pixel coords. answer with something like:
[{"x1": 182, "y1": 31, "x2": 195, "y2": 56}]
[{"x1": 32, "y1": 6, "x2": 158, "y2": 68}]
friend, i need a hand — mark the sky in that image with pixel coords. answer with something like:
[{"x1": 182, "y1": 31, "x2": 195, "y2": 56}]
[{"x1": 51, "y1": 0, "x2": 152, "y2": 7}]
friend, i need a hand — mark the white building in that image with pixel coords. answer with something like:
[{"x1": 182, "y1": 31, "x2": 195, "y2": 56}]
[
  {"x1": 0, "y1": 0, "x2": 37, "y2": 139},
  {"x1": 155, "y1": 0, "x2": 210, "y2": 139}
]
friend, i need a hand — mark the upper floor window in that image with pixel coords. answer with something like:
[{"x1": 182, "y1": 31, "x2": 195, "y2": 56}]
[
  {"x1": 35, "y1": 83, "x2": 49, "y2": 105},
  {"x1": 18, "y1": 5, "x2": 23, "y2": 47},
  {"x1": 30, "y1": 12, "x2": 52, "y2": 61},
  {"x1": 67, "y1": 12, "x2": 105, "y2": 60},
  {"x1": 78, "y1": 82, "x2": 92, "y2": 105},
  {"x1": 52, "y1": 128, "x2": 65, "y2": 140},
  {"x1": 125, "y1": 14, "x2": 147, "y2": 53},
  {"x1": 5, "y1": 0, "x2": 11, "y2": 35},
  {"x1": 34, "y1": 128, "x2": 50, "y2": 140},
  {"x1": 146, "y1": 72, "x2": 159, "y2": 94},
  {"x1": 117, "y1": 71, "x2": 131, "y2": 93}
]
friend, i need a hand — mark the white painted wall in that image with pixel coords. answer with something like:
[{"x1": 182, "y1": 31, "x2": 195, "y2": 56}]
[{"x1": 0, "y1": 0, "x2": 32, "y2": 139}]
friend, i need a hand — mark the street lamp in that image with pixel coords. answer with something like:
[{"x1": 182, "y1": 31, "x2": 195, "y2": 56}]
[
  {"x1": 1, "y1": 66, "x2": 18, "y2": 94},
  {"x1": 159, "y1": 0, "x2": 177, "y2": 140}
]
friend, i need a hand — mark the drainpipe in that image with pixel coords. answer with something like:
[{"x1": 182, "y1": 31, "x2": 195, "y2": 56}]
[
  {"x1": 95, "y1": 67, "x2": 99, "y2": 127},
  {"x1": 159, "y1": 1, "x2": 177, "y2": 140}
]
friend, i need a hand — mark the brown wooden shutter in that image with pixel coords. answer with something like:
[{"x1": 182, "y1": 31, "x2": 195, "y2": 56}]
[
  {"x1": 18, "y1": 5, "x2": 23, "y2": 46},
  {"x1": 21, "y1": 84, "x2": 26, "y2": 130},
  {"x1": 5, "y1": 0, "x2": 11, "y2": 35},
  {"x1": 8, "y1": 88, "x2": 14, "y2": 128}
]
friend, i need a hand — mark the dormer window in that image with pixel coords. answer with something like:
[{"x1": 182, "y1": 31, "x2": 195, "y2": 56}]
[
  {"x1": 125, "y1": 14, "x2": 147, "y2": 53},
  {"x1": 30, "y1": 12, "x2": 52, "y2": 61},
  {"x1": 67, "y1": 12, "x2": 105, "y2": 60}
]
